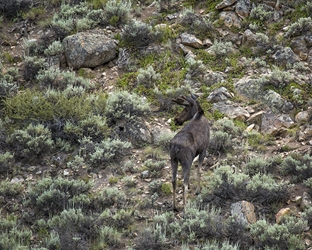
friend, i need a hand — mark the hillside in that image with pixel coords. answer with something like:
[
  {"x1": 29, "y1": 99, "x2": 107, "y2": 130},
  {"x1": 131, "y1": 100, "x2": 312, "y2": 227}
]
[{"x1": 1, "y1": 0, "x2": 312, "y2": 249}]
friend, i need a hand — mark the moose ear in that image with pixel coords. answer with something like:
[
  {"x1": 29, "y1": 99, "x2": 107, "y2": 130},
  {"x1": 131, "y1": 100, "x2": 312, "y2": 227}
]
[
  {"x1": 191, "y1": 93, "x2": 198, "y2": 100},
  {"x1": 172, "y1": 96, "x2": 190, "y2": 106}
]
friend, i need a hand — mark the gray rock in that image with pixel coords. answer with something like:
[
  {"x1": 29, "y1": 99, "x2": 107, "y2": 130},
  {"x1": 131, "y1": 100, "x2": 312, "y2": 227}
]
[
  {"x1": 235, "y1": 0, "x2": 251, "y2": 18},
  {"x1": 272, "y1": 47, "x2": 299, "y2": 67},
  {"x1": 216, "y1": 0, "x2": 237, "y2": 10},
  {"x1": 204, "y1": 71, "x2": 226, "y2": 86},
  {"x1": 63, "y1": 30, "x2": 117, "y2": 69},
  {"x1": 290, "y1": 36, "x2": 309, "y2": 60},
  {"x1": 180, "y1": 33, "x2": 203, "y2": 49},
  {"x1": 207, "y1": 87, "x2": 233, "y2": 103},
  {"x1": 261, "y1": 111, "x2": 294, "y2": 134},
  {"x1": 213, "y1": 101, "x2": 250, "y2": 121},
  {"x1": 219, "y1": 11, "x2": 241, "y2": 29},
  {"x1": 231, "y1": 200, "x2": 256, "y2": 225}
]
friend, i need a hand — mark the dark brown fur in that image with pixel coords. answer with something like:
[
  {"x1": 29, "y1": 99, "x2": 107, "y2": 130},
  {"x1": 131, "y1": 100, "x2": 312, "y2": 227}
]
[{"x1": 170, "y1": 94, "x2": 210, "y2": 213}]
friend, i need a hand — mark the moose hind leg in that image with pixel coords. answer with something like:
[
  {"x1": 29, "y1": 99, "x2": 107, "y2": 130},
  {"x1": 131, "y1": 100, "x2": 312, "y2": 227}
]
[
  {"x1": 196, "y1": 151, "x2": 205, "y2": 195},
  {"x1": 182, "y1": 161, "x2": 192, "y2": 214},
  {"x1": 171, "y1": 160, "x2": 178, "y2": 212}
]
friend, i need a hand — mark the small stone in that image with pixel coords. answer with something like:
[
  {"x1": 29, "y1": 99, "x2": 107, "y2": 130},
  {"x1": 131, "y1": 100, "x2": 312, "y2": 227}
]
[{"x1": 275, "y1": 207, "x2": 291, "y2": 224}]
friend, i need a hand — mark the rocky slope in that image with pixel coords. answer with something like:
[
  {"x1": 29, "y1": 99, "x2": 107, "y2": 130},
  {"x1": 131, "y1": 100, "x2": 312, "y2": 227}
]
[{"x1": 1, "y1": 0, "x2": 312, "y2": 249}]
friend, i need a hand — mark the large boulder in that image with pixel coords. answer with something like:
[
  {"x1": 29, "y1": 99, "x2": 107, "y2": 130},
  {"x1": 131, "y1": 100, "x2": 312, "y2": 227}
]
[{"x1": 63, "y1": 30, "x2": 117, "y2": 69}]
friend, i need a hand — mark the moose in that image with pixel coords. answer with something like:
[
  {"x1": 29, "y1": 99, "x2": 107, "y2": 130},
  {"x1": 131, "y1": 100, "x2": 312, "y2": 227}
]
[{"x1": 170, "y1": 94, "x2": 210, "y2": 213}]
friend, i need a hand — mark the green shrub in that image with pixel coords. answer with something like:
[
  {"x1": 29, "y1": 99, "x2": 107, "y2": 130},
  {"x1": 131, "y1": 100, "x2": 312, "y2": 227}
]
[
  {"x1": 213, "y1": 118, "x2": 241, "y2": 136},
  {"x1": 250, "y1": 218, "x2": 305, "y2": 249},
  {"x1": 79, "y1": 137, "x2": 131, "y2": 167},
  {"x1": 3, "y1": 89, "x2": 105, "y2": 135},
  {"x1": 66, "y1": 155, "x2": 88, "y2": 172},
  {"x1": 105, "y1": 90, "x2": 150, "y2": 126},
  {"x1": 185, "y1": 57, "x2": 206, "y2": 81},
  {"x1": 36, "y1": 68, "x2": 95, "y2": 91},
  {"x1": 196, "y1": 240, "x2": 240, "y2": 250},
  {"x1": 154, "y1": 131, "x2": 176, "y2": 151},
  {"x1": 6, "y1": 123, "x2": 54, "y2": 163},
  {"x1": 100, "y1": 208, "x2": 134, "y2": 230},
  {"x1": 98, "y1": 226, "x2": 122, "y2": 248},
  {"x1": 0, "y1": 215, "x2": 32, "y2": 250},
  {"x1": 122, "y1": 176, "x2": 137, "y2": 188},
  {"x1": 259, "y1": 69, "x2": 294, "y2": 89},
  {"x1": 137, "y1": 65, "x2": 161, "y2": 88},
  {"x1": 183, "y1": 204, "x2": 223, "y2": 241},
  {"x1": 208, "y1": 41, "x2": 234, "y2": 58},
  {"x1": 23, "y1": 37, "x2": 40, "y2": 56},
  {"x1": 244, "y1": 157, "x2": 268, "y2": 176},
  {"x1": 27, "y1": 177, "x2": 92, "y2": 215},
  {"x1": 0, "y1": 0, "x2": 32, "y2": 19},
  {"x1": 148, "y1": 180, "x2": 163, "y2": 194},
  {"x1": 208, "y1": 131, "x2": 232, "y2": 154},
  {"x1": 64, "y1": 115, "x2": 109, "y2": 143},
  {"x1": 201, "y1": 165, "x2": 289, "y2": 207},
  {"x1": 92, "y1": 187, "x2": 127, "y2": 209},
  {"x1": 281, "y1": 154, "x2": 312, "y2": 182},
  {"x1": 103, "y1": 0, "x2": 132, "y2": 26},
  {"x1": 249, "y1": 5, "x2": 273, "y2": 23},
  {"x1": 135, "y1": 226, "x2": 166, "y2": 250},
  {"x1": 180, "y1": 9, "x2": 214, "y2": 40},
  {"x1": 285, "y1": 17, "x2": 312, "y2": 38},
  {"x1": 45, "y1": 231, "x2": 60, "y2": 250},
  {"x1": 144, "y1": 159, "x2": 166, "y2": 178},
  {"x1": 23, "y1": 56, "x2": 45, "y2": 81},
  {"x1": 246, "y1": 173, "x2": 290, "y2": 204},
  {"x1": 244, "y1": 155, "x2": 281, "y2": 176},
  {"x1": 0, "y1": 179, "x2": 23, "y2": 197},
  {"x1": 45, "y1": 209, "x2": 94, "y2": 250},
  {"x1": 0, "y1": 152, "x2": 14, "y2": 174},
  {"x1": 121, "y1": 20, "x2": 161, "y2": 48},
  {"x1": 152, "y1": 212, "x2": 180, "y2": 240},
  {"x1": 51, "y1": 2, "x2": 96, "y2": 39},
  {"x1": 44, "y1": 41, "x2": 64, "y2": 56},
  {"x1": 0, "y1": 68, "x2": 19, "y2": 98}
]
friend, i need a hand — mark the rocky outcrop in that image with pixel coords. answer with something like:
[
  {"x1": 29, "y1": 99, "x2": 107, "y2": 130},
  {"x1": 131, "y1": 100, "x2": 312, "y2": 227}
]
[{"x1": 63, "y1": 30, "x2": 117, "y2": 69}]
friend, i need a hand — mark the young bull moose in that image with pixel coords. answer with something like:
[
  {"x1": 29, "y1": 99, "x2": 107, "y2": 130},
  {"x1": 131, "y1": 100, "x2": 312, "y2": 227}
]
[{"x1": 170, "y1": 94, "x2": 210, "y2": 213}]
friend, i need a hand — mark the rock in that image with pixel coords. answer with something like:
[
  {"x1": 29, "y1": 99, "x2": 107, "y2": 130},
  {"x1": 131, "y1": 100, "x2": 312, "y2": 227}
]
[
  {"x1": 242, "y1": 29, "x2": 258, "y2": 47},
  {"x1": 275, "y1": 207, "x2": 291, "y2": 224},
  {"x1": 262, "y1": 89, "x2": 294, "y2": 113},
  {"x1": 245, "y1": 123, "x2": 259, "y2": 132},
  {"x1": 231, "y1": 200, "x2": 256, "y2": 225},
  {"x1": 301, "y1": 192, "x2": 312, "y2": 210},
  {"x1": 213, "y1": 101, "x2": 250, "y2": 121},
  {"x1": 11, "y1": 176, "x2": 24, "y2": 184},
  {"x1": 246, "y1": 111, "x2": 266, "y2": 126},
  {"x1": 204, "y1": 70, "x2": 226, "y2": 86},
  {"x1": 63, "y1": 30, "x2": 117, "y2": 69},
  {"x1": 261, "y1": 111, "x2": 294, "y2": 134},
  {"x1": 272, "y1": 47, "x2": 299, "y2": 67},
  {"x1": 180, "y1": 33, "x2": 203, "y2": 49},
  {"x1": 219, "y1": 11, "x2": 241, "y2": 29},
  {"x1": 207, "y1": 87, "x2": 233, "y2": 103},
  {"x1": 216, "y1": 0, "x2": 237, "y2": 10},
  {"x1": 113, "y1": 121, "x2": 153, "y2": 148},
  {"x1": 295, "y1": 111, "x2": 310, "y2": 123},
  {"x1": 141, "y1": 170, "x2": 150, "y2": 179},
  {"x1": 290, "y1": 36, "x2": 309, "y2": 60},
  {"x1": 235, "y1": 0, "x2": 251, "y2": 18},
  {"x1": 178, "y1": 44, "x2": 194, "y2": 55}
]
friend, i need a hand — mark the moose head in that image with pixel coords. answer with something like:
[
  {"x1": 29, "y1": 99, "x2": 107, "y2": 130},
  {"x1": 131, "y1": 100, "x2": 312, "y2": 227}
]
[{"x1": 172, "y1": 94, "x2": 200, "y2": 126}]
